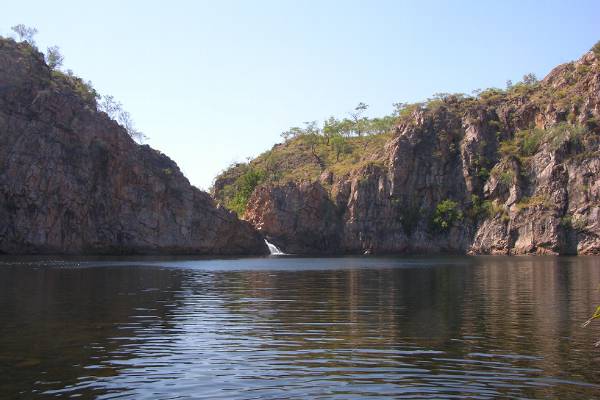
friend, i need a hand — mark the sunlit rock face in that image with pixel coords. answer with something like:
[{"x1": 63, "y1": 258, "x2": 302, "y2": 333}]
[
  {"x1": 0, "y1": 38, "x2": 267, "y2": 255},
  {"x1": 244, "y1": 50, "x2": 600, "y2": 255}
]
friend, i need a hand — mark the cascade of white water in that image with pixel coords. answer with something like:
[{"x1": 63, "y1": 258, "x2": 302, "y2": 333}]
[{"x1": 264, "y1": 239, "x2": 285, "y2": 255}]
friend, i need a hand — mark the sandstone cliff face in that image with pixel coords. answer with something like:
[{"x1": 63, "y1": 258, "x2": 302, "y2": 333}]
[
  {"x1": 0, "y1": 39, "x2": 267, "y2": 255},
  {"x1": 243, "y1": 49, "x2": 600, "y2": 255}
]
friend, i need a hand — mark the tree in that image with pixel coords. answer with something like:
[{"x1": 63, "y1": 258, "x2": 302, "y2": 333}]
[
  {"x1": 262, "y1": 150, "x2": 281, "y2": 181},
  {"x1": 370, "y1": 116, "x2": 395, "y2": 135},
  {"x1": 349, "y1": 102, "x2": 368, "y2": 136},
  {"x1": 11, "y1": 24, "x2": 38, "y2": 46},
  {"x1": 392, "y1": 102, "x2": 408, "y2": 117},
  {"x1": 45, "y1": 46, "x2": 64, "y2": 70},
  {"x1": 302, "y1": 121, "x2": 320, "y2": 136},
  {"x1": 432, "y1": 199, "x2": 463, "y2": 231},
  {"x1": 280, "y1": 126, "x2": 303, "y2": 141},
  {"x1": 338, "y1": 118, "x2": 354, "y2": 137},
  {"x1": 117, "y1": 109, "x2": 147, "y2": 142},
  {"x1": 293, "y1": 121, "x2": 324, "y2": 169},
  {"x1": 522, "y1": 73, "x2": 538, "y2": 85},
  {"x1": 331, "y1": 134, "x2": 350, "y2": 161},
  {"x1": 323, "y1": 116, "x2": 341, "y2": 145},
  {"x1": 99, "y1": 95, "x2": 122, "y2": 119},
  {"x1": 98, "y1": 95, "x2": 147, "y2": 142}
]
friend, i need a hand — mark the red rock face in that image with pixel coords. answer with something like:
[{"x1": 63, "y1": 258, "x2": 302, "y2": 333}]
[
  {"x1": 244, "y1": 50, "x2": 600, "y2": 255},
  {"x1": 0, "y1": 39, "x2": 267, "y2": 255}
]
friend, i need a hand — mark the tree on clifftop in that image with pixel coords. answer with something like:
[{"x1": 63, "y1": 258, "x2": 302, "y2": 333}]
[
  {"x1": 349, "y1": 102, "x2": 369, "y2": 136},
  {"x1": 11, "y1": 24, "x2": 37, "y2": 46},
  {"x1": 45, "y1": 46, "x2": 64, "y2": 70}
]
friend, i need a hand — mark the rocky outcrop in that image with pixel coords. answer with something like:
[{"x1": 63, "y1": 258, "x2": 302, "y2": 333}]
[
  {"x1": 0, "y1": 38, "x2": 267, "y2": 255},
  {"x1": 243, "y1": 48, "x2": 600, "y2": 255}
]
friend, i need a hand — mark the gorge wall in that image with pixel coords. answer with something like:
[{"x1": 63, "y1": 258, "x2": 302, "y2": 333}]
[
  {"x1": 0, "y1": 38, "x2": 267, "y2": 255},
  {"x1": 217, "y1": 46, "x2": 600, "y2": 255}
]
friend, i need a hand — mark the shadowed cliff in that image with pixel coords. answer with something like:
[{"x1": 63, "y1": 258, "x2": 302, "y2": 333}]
[{"x1": 0, "y1": 38, "x2": 268, "y2": 255}]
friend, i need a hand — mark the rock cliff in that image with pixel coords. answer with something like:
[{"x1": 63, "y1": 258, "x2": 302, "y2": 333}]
[
  {"x1": 0, "y1": 38, "x2": 267, "y2": 255},
  {"x1": 216, "y1": 44, "x2": 600, "y2": 255}
]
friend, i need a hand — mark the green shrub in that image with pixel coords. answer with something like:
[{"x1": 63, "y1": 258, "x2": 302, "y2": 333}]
[
  {"x1": 499, "y1": 123, "x2": 588, "y2": 160},
  {"x1": 432, "y1": 199, "x2": 463, "y2": 231},
  {"x1": 572, "y1": 215, "x2": 587, "y2": 231},
  {"x1": 499, "y1": 170, "x2": 515, "y2": 186},
  {"x1": 478, "y1": 167, "x2": 490, "y2": 181},
  {"x1": 469, "y1": 195, "x2": 491, "y2": 220},
  {"x1": 546, "y1": 123, "x2": 586, "y2": 151},
  {"x1": 51, "y1": 70, "x2": 99, "y2": 104},
  {"x1": 479, "y1": 88, "x2": 505, "y2": 102},
  {"x1": 519, "y1": 128, "x2": 545, "y2": 156},
  {"x1": 224, "y1": 168, "x2": 265, "y2": 216},
  {"x1": 515, "y1": 195, "x2": 552, "y2": 211}
]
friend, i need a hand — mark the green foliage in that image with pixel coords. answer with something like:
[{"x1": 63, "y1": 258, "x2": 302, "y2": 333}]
[
  {"x1": 499, "y1": 123, "x2": 588, "y2": 161},
  {"x1": 51, "y1": 70, "x2": 99, "y2": 105},
  {"x1": 45, "y1": 45, "x2": 63, "y2": 70},
  {"x1": 499, "y1": 170, "x2": 515, "y2": 186},
  {"x1": 545, "y1": 123, "x2": 586, "y2": 151},
  {"x1": 11, "y1": 24, "x2": 37, "y2": 46},
  {"x1": 281, "y1": 105, "x2": 397, "y2": 142},
  {"x1": 480, "y1": 200, "x2": 509, "y2": 221},
  {"x1": 477, "y1": 167, "x2": 490, "y2": 181},
  {"x1": 394, "y1": 102, "x2": 422, "y2": 120},
  {"x1": 330, "y1": 134, "x2": 351, "y2": 161},
  {"x1": 522, "y1": 73, "x2": 538, "y2": 85},
  {"x1": 98, "y1": 94, "x2": 147, "y2": 142},
  {"x1": 6, "y1": 26, "x2": 147, "y2": 143},
  {"x1": 479, "y1": 88, "x2": 505, "y2": 102},
  {"x1": 571, "y1": 215, "x2": 587, "y2": 231},
  {"x1": 224, "y1": 168, "x2": 266, "y2": 216},
  {"x1": 520, "y1": 128, "x2": 545, "y2": 155},
  {"x1": 469, "y1": 195, "x2": 488, "y2": 220},
  {"x1": 515, "y1": 195, "x2": 552, "y2": 211},
  {"x1": 432, "y1": 199, "x2": 463, "y2": 232},
  {"x1": 470, "y1": 195, "x2": 510, "y2": 221}
]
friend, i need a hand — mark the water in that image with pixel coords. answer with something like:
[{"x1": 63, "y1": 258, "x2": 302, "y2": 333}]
[
  {"x1": 1, "y1": 256, "x2": 600, "y2": 399},
  {"x1": 265, "y1": 239, "x2": 285, "y2": 255}
]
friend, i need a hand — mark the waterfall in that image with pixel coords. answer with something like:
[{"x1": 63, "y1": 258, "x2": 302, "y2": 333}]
[{"x1": 264, "y1": 239, "x2": 285, "y2": 255}]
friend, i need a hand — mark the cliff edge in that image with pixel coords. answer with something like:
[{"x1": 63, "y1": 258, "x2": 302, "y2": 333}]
[
  {"x1": 214, "y1": 43, "x2": 600, "y2": 255},
  {"x1": 0, "y1": 38, "x2": 268, "y2": 255}
]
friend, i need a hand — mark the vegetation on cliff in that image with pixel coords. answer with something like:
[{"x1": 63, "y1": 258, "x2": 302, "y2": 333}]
[
  {"x1": 0, "y1": 26, "x2": 267, "y2": 255},
  {"x1": 211, "y1": 104, "x2": 397, "y2": 214},
  {"x1": 213, "y1": 41, "x2": 600, "y2": 258},
  {"x1": 213, "y1": 41, "x2": 600, "y2": 218},
  {"x1": 3, "y1": 25, "x2": 146, "y2": 142}
]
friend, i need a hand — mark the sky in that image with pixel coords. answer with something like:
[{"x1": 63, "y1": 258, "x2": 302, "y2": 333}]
[{"x1": 1, "y1": 1, "x2": 599, "y2": 190}]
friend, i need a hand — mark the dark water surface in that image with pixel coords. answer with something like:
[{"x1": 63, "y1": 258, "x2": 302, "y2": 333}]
[{"x1": 1, "y1": 256, "x2": 600, "y2": 399}]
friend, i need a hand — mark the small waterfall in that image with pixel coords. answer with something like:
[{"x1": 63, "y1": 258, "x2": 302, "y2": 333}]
[{"x1": 264, "y1": 239, "x2": 285, "y2": 256}]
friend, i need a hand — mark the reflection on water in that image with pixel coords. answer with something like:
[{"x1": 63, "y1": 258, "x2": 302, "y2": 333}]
[{"x1": 1, "y1": 256, "x2": 600, "y2": 398}]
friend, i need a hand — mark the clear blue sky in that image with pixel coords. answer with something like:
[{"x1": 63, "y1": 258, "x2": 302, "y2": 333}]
[{"x1": 2, "y1": 1, "x2": 599, "y2": 189}]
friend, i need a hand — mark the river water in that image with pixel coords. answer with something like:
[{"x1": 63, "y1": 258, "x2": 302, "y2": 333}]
[{"x1": 1, "y1": 256, "x2": 600, "y2": 399}]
